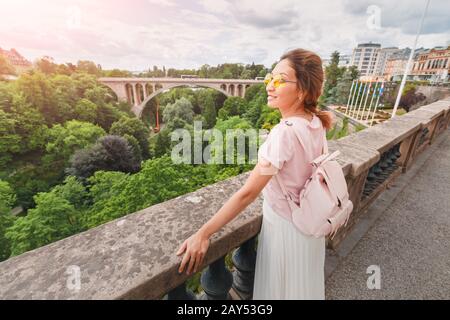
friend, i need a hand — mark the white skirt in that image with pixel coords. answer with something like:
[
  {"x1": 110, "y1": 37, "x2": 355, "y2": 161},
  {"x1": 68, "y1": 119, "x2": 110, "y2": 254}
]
[{"x1": 252, "y1": 198, "x2": 326, "y2": 300}]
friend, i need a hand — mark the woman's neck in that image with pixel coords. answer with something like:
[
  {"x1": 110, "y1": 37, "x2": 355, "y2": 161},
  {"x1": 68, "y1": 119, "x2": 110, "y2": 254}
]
[{"x1": 280, "y1": 104, "x2": 311, "y2": 120}]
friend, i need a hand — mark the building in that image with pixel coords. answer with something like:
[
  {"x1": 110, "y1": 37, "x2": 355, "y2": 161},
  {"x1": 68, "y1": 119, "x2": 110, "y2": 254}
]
[
  {"x1": 351, "y1": 43, "x2": 409, "y2": 81},
  {"x1": 338, "y1": 54, "x2": 352, "y2": 68},
  {"x1": 322, "y1": 53, "x2": 352, "y2": 68},
  {"x1": 411, "y1": 46, "x2": 450, "y2": 82},
  {"x1": 375, "y1": 47, "x2": 399, "y2": 76},
  {"x1": 383, "y1": 48, "x2": 412, "y2": 81},
  {"x1": 0, "y1": 47, "x2": 32, "y2": 74},
  {"x1": 351, "y1": 43, "x2": 433, "y2": 81},
  {"x1": 350, "y1": 42, "x2": 381, "y2": 79}
]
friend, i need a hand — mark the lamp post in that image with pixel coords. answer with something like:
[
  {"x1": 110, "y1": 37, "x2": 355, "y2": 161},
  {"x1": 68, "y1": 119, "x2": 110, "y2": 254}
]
[{"x1": 391, "y1": 0, "x2": 431, "y2": 118}]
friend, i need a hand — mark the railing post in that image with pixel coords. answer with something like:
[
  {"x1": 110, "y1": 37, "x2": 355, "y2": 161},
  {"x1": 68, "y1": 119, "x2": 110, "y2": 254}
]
[
  {"x1": 200, "y1": 255, "x2": 233, "y2": 300},
  {"x1": 421, "y1": 127, "x2": 429, "y2": 146},
  {"x1": 232, "y1": 236, "x2": 257, "y2": 299},
  {"x1": 167, "y1": 281, "x2": 196, "y2": 300},
  {"x1": 394, "y1": 144, "x2": 401, "y2": 159}
]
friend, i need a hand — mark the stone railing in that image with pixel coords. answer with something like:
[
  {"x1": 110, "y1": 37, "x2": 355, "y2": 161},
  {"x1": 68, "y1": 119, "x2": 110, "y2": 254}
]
[{"x1": 0, "y1": 99, "x2": 449, "y2": 300}]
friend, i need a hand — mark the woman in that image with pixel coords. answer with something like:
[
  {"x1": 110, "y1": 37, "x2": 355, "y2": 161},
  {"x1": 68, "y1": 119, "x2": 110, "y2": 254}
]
[{"x1": 176, "y1": 48, "x2": 334, "y2": 299}]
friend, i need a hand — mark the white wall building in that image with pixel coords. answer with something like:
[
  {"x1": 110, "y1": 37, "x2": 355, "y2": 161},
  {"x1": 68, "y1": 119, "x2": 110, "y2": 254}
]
[
  {"x1": 383, "y1": 48, "x2": 411, "y2": 81},
  {"x1": 375, "y1": 47, "x2": 399, "y2": 76},
  {"x1": 350, "y1": 42, "x2": 381, "y2": 78},
  {"x1": 322, "y1": 53, "x2": 352, "y2": 69}
]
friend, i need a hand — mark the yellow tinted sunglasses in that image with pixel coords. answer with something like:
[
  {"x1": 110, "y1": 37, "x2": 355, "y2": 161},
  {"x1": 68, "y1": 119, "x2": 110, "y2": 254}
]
[{"x1": 263, "y1": 73, "x2": 297, "y2": 88}]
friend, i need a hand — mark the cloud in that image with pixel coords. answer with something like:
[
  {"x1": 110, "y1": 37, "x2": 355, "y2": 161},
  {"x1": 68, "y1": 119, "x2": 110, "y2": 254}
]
[
  {"x1": 343, "y1": 0, "x2": 450, "y2": 35},
  {"x1": 147, "y1": 0, "x2": 175, "y2": 6},
  {"x1": 0, "y1": 0, "x2": 448, "y2": 70}
]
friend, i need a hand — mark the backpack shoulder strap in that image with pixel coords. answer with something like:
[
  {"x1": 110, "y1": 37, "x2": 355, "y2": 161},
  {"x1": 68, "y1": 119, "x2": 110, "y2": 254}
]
[
  {"x1": 284, "y1": 120, "x2": 328, "y2": 156},
  {"x1": 322, "y1": 129, "x2": 328, "y2": 154},
  {"x1": 274, "y1": 122, "x2": 327, "y2": 205},
  {"x1": 282, "y1": 120, "x2": 308, "y2": 153}
]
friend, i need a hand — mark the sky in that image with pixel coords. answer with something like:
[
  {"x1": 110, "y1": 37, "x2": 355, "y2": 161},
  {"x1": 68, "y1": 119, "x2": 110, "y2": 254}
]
[{"x1": 1, "y1": 0, "x2": 449, "y2": 71}]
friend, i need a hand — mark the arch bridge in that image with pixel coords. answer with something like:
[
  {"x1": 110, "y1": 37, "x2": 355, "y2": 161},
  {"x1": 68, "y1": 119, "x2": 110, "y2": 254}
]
[{"x1": 99, "y1": 77, "x2": 263, "y2": 117}]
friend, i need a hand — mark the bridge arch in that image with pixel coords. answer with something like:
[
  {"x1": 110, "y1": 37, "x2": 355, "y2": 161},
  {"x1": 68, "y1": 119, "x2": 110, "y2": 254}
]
[
  {"x1": 145, "y1": 83, "x2": 154, "y2": 96},
  {"x1": 99, "y1": 77, "x2": 263, "y2": 118},
  {"x1": 132, "y1": 83, "x2": 230, "y2": 117}
]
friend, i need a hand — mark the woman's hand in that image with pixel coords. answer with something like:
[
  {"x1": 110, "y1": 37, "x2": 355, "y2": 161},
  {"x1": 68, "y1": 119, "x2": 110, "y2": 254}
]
[{"x1": 176, "y1": 231, "x2": 211, "y2": 275}]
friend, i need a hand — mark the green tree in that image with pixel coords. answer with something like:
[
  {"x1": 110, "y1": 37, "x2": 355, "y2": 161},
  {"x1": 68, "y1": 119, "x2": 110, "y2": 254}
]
[
  {"x1": 102, "y1": 69, "x2": 132, "y2": 77},
  {"x1": 82, "y1": 156, "x2": 200, "y2": 228},
  {"x1": 198, "y1": 64, "x2": 210, "y2": 78},
  {"x1": 45, "y1": 120, "x2": 106, "y2": 162},
  {"x1": 162, "y1": 97, "x2": 195, "y2": 129},
  {"x1": 5, "y1": 191, "x2": 81, "y2": 257},
  {"x1": 42, "y1": 120, "x2": 106, "y2": 181},
  {"x1": 217, "y1": 97, "x2": 248, "y2": 120},
  {"x1": 242, "y1": 84, "x2": 267, "y2": 126},
  {"x1": 0, "y1": 180, "x2": 16, "y2": 261},
  {"x1": 202, "y1": 94, "x2": 217, "y2": 129},
  {"x1": 50, "y1": 176, "x2": 90, "y2": 210},
  {"x1": 81, "y1": 171, "x2": 129, "y2": 228},
  {"x1": 77, "y1": 60, "x2": 101, "y2": 76},
  {"x1": 0, "y1": 68, "x2": 132, "y2": 210},
  {"x1": 95, "y1": 103, "x2": 125, "y2": 131},
  {"x1": 150, "y1": 127, "x2": 172, "y2": 158},
  {"x1": 70, "y1": 72, "x2": 97, "y2": 95},
  {"x1": 0, "y1": 55, "x2": 15, "y2": 75},
  {"x1": 347, "y1": 65, "x2": 359, "y2": 80},
  {"x1": 334, "y1": 70, "x2": 352, "y2": 105},
  {"x1": 84, "y1": 86, "x2": 111, "y2": 106},
  {"x1": 0, "y1": 86, "x2": 49, "y2": 156},
  {"x1": 56, "y1": 62, "x2": 77, "y2": 76},
  {"x1": 67, "y1": 135, "x2": 141, "y2": 180},
  {"x1": 323, "y1": 51, "x2": 345, "y2": 104},
  {"x1": 5, "y1": 164, "x2": 53, "y2": 210},
  {"x1": 110, "y1": 117, "x2": 150, "y2": 159},
  {"x1": 256, "y1": 104, "x2": 281, "y2": 130},
  {"x1": 214, "y1": 116, "x2": 252, "y2": 133},
  {"x1": 244, "y1": 84, "x2": 265, "y2": 102},
  {"x1": 195, "y1": 89, "x2": 215, "y2": 114},
  {"x1": 334, "y1": 66, "x2": 360, "y2": 105},
  {"x1": 74, "y1": 98, "x2": 98, "y2": 122},
  {"x1": 16, "y1": 71, "x2": 59, "y2": 124},
  {"x1": 243, "y1": 100, "x2": 263, "y2": 127},
  {"x1": 122, "y1": 134, "x2": 142, "y2": 163},
  {"x1": 159, "y1": 88, "x2": 196, "y2": 109},
  {"x1": 213, "y1": 116, "x2": 254, "y2": 166},
  {"x1": 50, "y1": 74, "x2": 78, "y2": 106},
  {"x1": 35, "y1": 56, "x2": 58, "y2": 75},
  {"x1": 0, "y1": 110, "x2": 21, "y2": 167}
]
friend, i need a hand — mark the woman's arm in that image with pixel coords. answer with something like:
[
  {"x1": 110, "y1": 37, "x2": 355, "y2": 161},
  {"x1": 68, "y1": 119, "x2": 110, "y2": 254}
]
[
  {"x1": 176, "y1": 161, "x2": 274, "y2": 275},
  {"x1": 198, "y1": 162, "x2": 274, "y2": 239}
]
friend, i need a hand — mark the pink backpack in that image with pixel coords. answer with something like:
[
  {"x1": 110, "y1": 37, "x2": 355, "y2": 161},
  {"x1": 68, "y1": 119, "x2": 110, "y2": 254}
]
[{"x1": 275, "y1": 121, "x2": 353, "y2": 239}]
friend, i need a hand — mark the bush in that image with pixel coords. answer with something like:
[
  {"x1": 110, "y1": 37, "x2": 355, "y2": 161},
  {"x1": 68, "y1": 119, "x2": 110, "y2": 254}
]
[{"x1": 68, "y1": 135, "x2": 141, "y2": 180}]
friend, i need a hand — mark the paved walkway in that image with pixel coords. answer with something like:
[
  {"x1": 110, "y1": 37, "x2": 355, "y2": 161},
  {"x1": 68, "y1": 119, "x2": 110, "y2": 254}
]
[{"x1": 325, "y1": 128, "x2": 450, "y2": 299}]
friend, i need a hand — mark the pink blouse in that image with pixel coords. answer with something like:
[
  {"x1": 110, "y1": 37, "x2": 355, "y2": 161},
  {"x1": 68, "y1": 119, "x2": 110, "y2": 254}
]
[{"x1": 257, "y1": 113, "x2": 328, "y2": 222}]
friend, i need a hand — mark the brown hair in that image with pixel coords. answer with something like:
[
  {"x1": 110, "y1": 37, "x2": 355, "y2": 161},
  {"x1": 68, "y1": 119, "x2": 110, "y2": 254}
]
[{"x1": 280, "y1": 48, "x2": 334, "y2": 130}]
